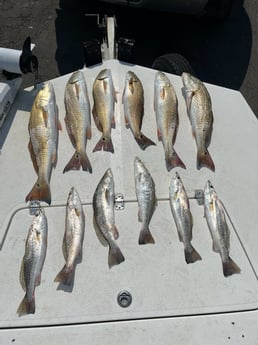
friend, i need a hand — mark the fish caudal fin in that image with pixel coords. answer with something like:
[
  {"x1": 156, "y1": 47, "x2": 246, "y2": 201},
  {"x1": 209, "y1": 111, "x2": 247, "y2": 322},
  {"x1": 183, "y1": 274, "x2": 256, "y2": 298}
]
[
  {"x1": 108, "y1": 243, "x2": 125, "y2": 268},
  {"x1": 138, "y1": 227, "x2": 155, "y2": 245},
  {"x1": 63, "y1": 151, "x2": 92, "y2": 174},
  {"x1": 135, "y1": 133, "x2": 156, "y2": 151},
  {"x1": 197, "y1": 150, "x2": 215, "y2": 172},
  {"x1": 93, "y1": 135, "x2": 114, "y2": 153},
  {"x1": 184, "y1": 245, "x2": 202, "y2": 264},
  {"x1": 54, "y1": 265, "x2": 74, "y2": 286},
  {"x1": 222, "y1": 257, "x2": 241, "y2": 277},
  {"x1": 25, "y1": 179, "x2": 51, "y2": 205},
  {"x1": 166, "y1": 151, "x2": 186, "y2": 171},
  {"x1": 17, "y1": 295, "x2": 35, "y2": 316}
]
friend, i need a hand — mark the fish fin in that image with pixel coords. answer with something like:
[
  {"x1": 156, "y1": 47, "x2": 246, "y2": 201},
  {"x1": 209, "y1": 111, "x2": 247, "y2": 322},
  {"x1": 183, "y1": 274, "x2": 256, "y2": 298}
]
[
  {"x1": 19, "y1": 261, "x2": 26, "y2": 291},
  {"x1": 54, "y1": 265, "x2": 74, "y2": 285},
  {"x1": 17, "y1": 295, "x2": 35, "y2": 316},
  {"x1": 160, "y1": 86, "x2": 166, "y2": 100},
  {"x1": 111, "y1": 115, "x2": 116, "y2": 129},
  {"x1": 75, "y1": 83, "x2": 80, "y2": 100},
  {"x1": 135, "y1": 133, "x2": 156, "y2": 150},
  {"x1": 58, "y1": 119, "x2": 62, "y2": 131},
  {"x1": 165, "y1": 150, "x2": 186, "y2": 171},
  {"x1": 112, "y1": 225, "x2": 119, "y2": 240},
  {"x1": 138, "y1": 228, "x2": 155, "y2": 245},
  {"x1": 222, "y1": 257, "x2": 241, "y2": 277},
  {"x1": 186, "y1": 91, "x2": 194, "y2": 111},
  {"x1": 25, "y1": 179, "x2": 51, "y2": 205},
  {"x1": 108, "y1": 242, "x2": 125, "y2": 268},
  {"x1": 51, "y1": 151, "x2": 58, "y2": 168},
  {"x1": 212, "y1": 241, "x2": 220, "y2": 253},
  {"x1": 184, "y1": 245, "x2": 202, "y2": 264},
  {"x1": 93, "y1": 135, "x2": 114, "y2": 153},
  {"x1": 157, "y1": 128, "x2": 162, "y2": 141},
  {"x1": 86, "y1": 127, "x2": 92, "y2": 140},
  {"x1": 138, "y1": 208, "x2": 142, "y2": 223},
  {"x1": 63, "y1": 151, "x2": 92, "y2": 173},
  {"x1": 28, "y1": 140, "x2": 39, "y2": 174},
  {"x1": 124, "y1": 115, "x2": 130, "y2": 129},
  {"x1": 35, "y1": 273, "x2": 41, "y2": 286},
  {"x1": 197, "y1": 150, "x2": 215, "y2": 172},
  {"x1": 42, "y1": 109, "x2": 49, "y2": 127}
]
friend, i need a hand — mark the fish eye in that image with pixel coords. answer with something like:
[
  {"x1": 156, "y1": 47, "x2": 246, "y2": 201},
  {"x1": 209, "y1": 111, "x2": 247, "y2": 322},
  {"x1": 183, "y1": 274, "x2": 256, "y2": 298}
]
[
  {"x1": 102, "y1": 137, "x2": 106, "y2": 141},
  {"x1": 204, "y1": 151, "x2": 208, "y2": 155}
]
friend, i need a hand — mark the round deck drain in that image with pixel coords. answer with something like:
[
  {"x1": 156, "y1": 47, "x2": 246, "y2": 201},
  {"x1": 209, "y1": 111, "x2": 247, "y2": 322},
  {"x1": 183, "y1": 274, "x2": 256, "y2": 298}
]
[{"x1": 117, "y1": 290, "x2": 132, "y2": 308}]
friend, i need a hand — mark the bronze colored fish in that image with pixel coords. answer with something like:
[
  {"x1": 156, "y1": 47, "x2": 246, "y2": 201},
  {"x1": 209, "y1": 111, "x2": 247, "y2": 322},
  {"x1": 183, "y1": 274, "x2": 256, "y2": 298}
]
[
  {"x1": 92, "y1": 69, "x2": 117, "y2": 153},
  {"x1": 63, "y1": 70, "x2": 92, "y2": 173},
  {"x1": 26, "y1": 81, "x2": 62, "y2": 205},
  {"x1": 122, "y1": 71, "x2": 156, "y2": 150},
  {"x1": 182, "y1": 72, "x2": 215, "y2": 172}
]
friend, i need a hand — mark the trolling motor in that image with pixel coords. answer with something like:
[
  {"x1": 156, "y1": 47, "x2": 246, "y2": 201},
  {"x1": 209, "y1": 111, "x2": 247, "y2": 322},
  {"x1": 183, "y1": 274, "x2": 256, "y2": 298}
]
[{"x1": 0, "y1": 37, "x2": 38, "y2": 128}]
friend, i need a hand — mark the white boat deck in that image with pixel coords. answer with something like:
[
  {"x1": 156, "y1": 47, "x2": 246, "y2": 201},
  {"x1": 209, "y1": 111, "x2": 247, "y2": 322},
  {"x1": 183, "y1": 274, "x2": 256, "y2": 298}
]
[{"x1": 0, "y1": 59, "x2": 257, "y2": 343}]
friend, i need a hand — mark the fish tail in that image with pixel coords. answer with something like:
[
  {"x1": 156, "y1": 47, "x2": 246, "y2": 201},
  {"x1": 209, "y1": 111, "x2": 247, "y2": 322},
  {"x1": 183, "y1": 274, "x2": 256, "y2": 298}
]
[
  {"x1": 184, "y1": 245, "x2": 202, "y2": 264},
  {"x1": 17, "y1": 295, "x2": 35, "y2": 316},
  {"x1": 135, "y1": 133, "x2": 156, "y2": 151},
  {"x1": 165, "y1": 151, "x2": 186, "y2": 171},
  {"x1": 222, "y1": 257, "x2": 241, "y2": 277},
  {"x1": 93, "y1": 135, "x2": 114, "y2": 153},
  {"x1": 197, "y1": 150, "x2": 215, "y2": 172},
  {"x1": 108, "y1": 242, "x2": 125, "y2": 268},
  {"x1": 63, "y1": 151, "x2": 92, "y2": 173},
  {"x1": 25, "y1": 179, "x2": 51, "y2": 205},
  {"x1": 54, "y1": 265, "x2": 74, "y2": 286},
  {"x1": 138, "y1": 227, "x2": 155, "y2": 245}
]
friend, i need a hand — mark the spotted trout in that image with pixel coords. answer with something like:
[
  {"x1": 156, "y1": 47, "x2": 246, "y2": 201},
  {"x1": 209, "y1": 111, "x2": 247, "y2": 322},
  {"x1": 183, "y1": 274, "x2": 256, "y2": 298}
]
[
  {"x1": 181, "y1": 72, "x2": 215, "y2": 172},
  {"x1": 63, "y1": 70, "x2": 92, "y2": 173},
  {"x1": 17, "y1": 208, "x2": 48, "y2": 316},
  {"x1": 93, "y1": 168, "x2": 125, "y2": 268},
  {"x1": 154, "y1": 71, "x2": 186, "y2": 171},
  {"x1": 169, "y1": 171, "x2": 202, "y2": 264},
  {"x1": 134, "y1": 156, "x2": 157, "y2": 244},
  {"x1": 122, "y1": 71, "x2": 156, "y2": 150},
  {"x1": 204, "y1": 180, "x2": 241, "y2": 277},
  {"x1": 26, "y1": 81, "x2": 62, "y2": 205},
  {"x1": 92, "y1": 69, "x2": 117, "y2": 153}
]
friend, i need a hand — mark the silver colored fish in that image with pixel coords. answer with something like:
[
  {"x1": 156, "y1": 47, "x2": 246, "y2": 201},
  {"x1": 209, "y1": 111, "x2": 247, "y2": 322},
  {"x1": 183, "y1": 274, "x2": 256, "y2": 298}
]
[
  {"x1": 204, "y1": 180, "x2": 241, "y2": 277},
  {"x1": 154, "y1": 71, "x2": 186, "y2": 171},
  {"x1": 93, "y1": 168, "x2": 125, "y2": 268},
  {"x1": 169, "y1": 171, "x2": 202, "y2": 263},
  {"x1": 17, "y1": 208, "x2": 48, "y2": 316},
  {"x1": 122, "y1": 71, "x2": 156, "y2": 150},
  {"x1": 134, "y1": 156, "x2": 157, "y2": 244},
  {"x1": 181, "y1": 72, "x2": 215, "y2": 172},
  {"x1": 92, "y1": 69, "x2": 117, "y2": 153},
  {"x1": 54, "y1": 187, "x2": 85, "y2": 286},
  {"x1": 26, "y1": 81, "x2": 62, "y2": 205},
  {"x1": 63, "y1": 70, "x2": 92, "y2": 173}
]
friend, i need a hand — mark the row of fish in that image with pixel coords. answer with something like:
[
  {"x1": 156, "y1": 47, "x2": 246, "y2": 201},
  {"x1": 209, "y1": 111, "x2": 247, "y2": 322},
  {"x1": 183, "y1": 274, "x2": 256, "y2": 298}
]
[{"x1": 25, "y1": 68, "x2": 215, "y2": 205}]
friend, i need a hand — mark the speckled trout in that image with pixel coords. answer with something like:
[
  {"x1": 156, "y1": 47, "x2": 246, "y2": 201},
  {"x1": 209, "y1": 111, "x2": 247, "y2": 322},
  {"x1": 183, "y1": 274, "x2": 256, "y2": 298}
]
[
  {"x1": 169, "y1": 171, "x2": 202, "y2": 264},
  {"x1": 204, "y1": 180, "x2": 240, "y2": 277},
  {"x1": 26, "y1": 81, "x2": 62, "y2": 205},
  {"x1": 55, "y1": 187, "x2": 85, "y2": 286},
  {"x1": 17, "y1": 208, "x2": 48, "y2": 316},
  {"x1": 122, "y1": 71, "x2": 156, "y2": 150},
  {"x1": 92, "y1": 69, "x2": 117, "y2": 153},
  {"x1": 134, "y1": 156, "x2": 157, "y2": 244},
  {"x1": 63, "y1": 70, "x2": 92, "y2": 173},
  {"x1": 182, "y1": 72, "x2": 215, "y2": 172},
  {"x1": 154, "y1": 71, "x2": 186, "y2": 171},
  {"x1": 93, "y1": 168, "x2": 125, "y2": 268}
]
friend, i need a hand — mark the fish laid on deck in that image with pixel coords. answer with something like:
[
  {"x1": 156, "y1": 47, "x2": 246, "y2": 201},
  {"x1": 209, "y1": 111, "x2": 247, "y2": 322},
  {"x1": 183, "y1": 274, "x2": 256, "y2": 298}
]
[
  {"x1": 204, "y1": 180, "x2": 241, "y2": 277},
  {"x1": 55, "y1": 187, "x2": 85, "y2": 286},
  {"x1": 17, "y1": 208, "x2": 48, "y2": 316},
  {"x1": 154, "y1": 71, "x2": 186, "y2": 171},
  {"x1": 63, "y1": 70, "x2": 92, "y2": 173},
  {"x1": 122, "y1": 71, "x2": 156, "y2": 150},
  {"x1": 92, "y1": 69, "x2": 117, "y2": 153},
  {"x1": 93, "y1": 168, "x2": 125, "y2": 268},
  {"x1": 169, "y1": 171, "x2": 202, "y2": 264},
  {"x1": 181, "y1": 72, "x2": 215, "y2": 172},
  {"x1": 134, "y1": 156, "x2": 157, "y2": 244},
  {"x1": 26, "y1": 81, "x2": 62, "y2": 205}
]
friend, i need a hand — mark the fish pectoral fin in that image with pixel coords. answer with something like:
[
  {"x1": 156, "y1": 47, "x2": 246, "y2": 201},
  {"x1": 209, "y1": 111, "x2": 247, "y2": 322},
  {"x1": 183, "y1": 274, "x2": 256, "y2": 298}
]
[
  {"x1": 128, "y1": 80, "x2": 135, "y2": 94},
  {"x1": 112, "y1": 225, "x2": 119, "y2": 240},
  {"x1": 157, "y1": 128, "x2": 162, "y2": 141},
  {"x1": 186, "y1": 91, "x2": 194, "y2": 111},
  {"x1": 160, "y1": 86, "x2": 166, "y2": 100},
  {"x1": 212, "y1": 241, "x2": 220, "y2": 253},
  {"x1": 58, "y1": 119, "x2": 62, "y2": 131},
  {"x1": 75, "y1": 83, "x2": 80, "y2": 100},
  {"x1": 86, "y1": 126, "x2": 92, "y2": 140},
  {"x1": 111, "y1": 115, "x2": 116, "y2": 129},
  {"x1": 42, "y1": 109, "x2": 49, "y2": 127},
  {"x1": 36, "y1": 273, "x2": 41, "y2": 286},
  {"x1": 92, "y1": 106, "x2": 103, "y2": 132}
]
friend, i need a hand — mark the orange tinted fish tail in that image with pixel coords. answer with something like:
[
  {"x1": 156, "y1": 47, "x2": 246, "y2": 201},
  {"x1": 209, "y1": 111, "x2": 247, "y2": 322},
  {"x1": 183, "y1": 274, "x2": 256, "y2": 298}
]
[
  {"x1": 25, "y1": 180, "x2": 51, "y2": 205},
  {"x1": 63, "y1": 151, "x2": 92, "y2": 173},
  {"x1": 108, "y1": 243, "x2": 125, "y2": 268},
  {"x1": 93, "y1": 135, "x2": 114, "y2": 153},
  {"x1": 135, "y1": 133, "x2": 156, "y2": 151},
  {"x1": 197, "y1": 150, "x2": 215, "y2": 172},
  {"x1": 17, "y1": 295, "x2": 35, "y2": 316},
  {"x1": 166, "y1": 151, "x2": 186, "y2": 171}
]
